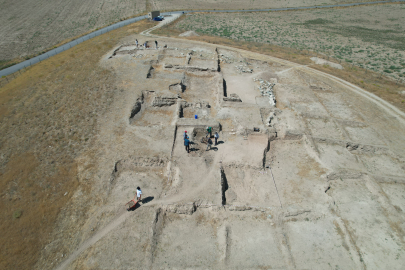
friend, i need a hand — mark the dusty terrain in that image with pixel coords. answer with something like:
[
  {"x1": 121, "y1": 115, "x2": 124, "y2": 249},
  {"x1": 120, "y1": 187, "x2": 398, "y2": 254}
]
[
  {"x1": 1, "y1": 11, "x2": 405, "y2": 269},
  {"x1": 33, "y1": 34, "x2": 405, "y2": 269},
  {"x1": 0, "y1": 0, "x2": 149, "y2": 69},
  {"x1": 0, "y1": 0, "x2": 383, "y2": 70},
  {"x1": 152, "y1": 0, "x2": 377, "y2": 11},
  {"x1": 0, "y1": 20, "x2": 156, "y2": 270},
  {"x1": 176, "y1": 3, "x2": 405, "y2": 79}
]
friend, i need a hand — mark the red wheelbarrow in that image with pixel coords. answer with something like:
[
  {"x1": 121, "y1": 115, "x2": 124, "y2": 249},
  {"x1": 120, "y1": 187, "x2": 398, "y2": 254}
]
[{"x1": 125, "y1": 199, "x2": 139, "y2": 211}]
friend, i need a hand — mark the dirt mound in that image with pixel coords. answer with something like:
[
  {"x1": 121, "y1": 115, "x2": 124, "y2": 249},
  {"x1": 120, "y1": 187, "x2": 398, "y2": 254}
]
[{"x1": 179, "y1": 31, "x2": 199, "y2": 37}]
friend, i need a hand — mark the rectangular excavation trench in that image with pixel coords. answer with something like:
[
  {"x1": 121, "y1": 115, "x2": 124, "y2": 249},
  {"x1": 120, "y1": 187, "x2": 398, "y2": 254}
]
[
  {"x1": 129, "y1": 91, "x2": 178, "y2": 126},
  {"x1": 129, "y1": 94, "x2": 144, "y2": 124},
  {"x1": 220, "y1": 135, "x2": 282, "y2": 207},
  {"x1": 220, "y1": 167, "x2": 229, "y2": 206},
  {"x1": 223, "y1": 78, "x2": 227, "y2": 97},
  {"x1": 172, "y1": 126, "x2": 221, "y2": 157},
  {"x1": 150, "y1": 208, "x2": 220, "y2": 268},
  {"x1": 178, "y1": 101, "x2": 211, "y2": 119}
]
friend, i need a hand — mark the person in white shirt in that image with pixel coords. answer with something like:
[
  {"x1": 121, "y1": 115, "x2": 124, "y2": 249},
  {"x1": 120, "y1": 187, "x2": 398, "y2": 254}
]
[
  {"x1": 126, "y1": 186, "x2": 142, "y2": 210},
  {"x1": 136, "y1": 186, "x2": 142, "y2": 203},
  {"x1": 214, "y1": 132, "x2": 219, "y2": 145}
]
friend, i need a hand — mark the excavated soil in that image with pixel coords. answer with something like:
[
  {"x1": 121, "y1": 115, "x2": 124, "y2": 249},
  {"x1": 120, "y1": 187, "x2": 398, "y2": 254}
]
[{"x1": 38, "y1": 36, "x2": 405, "y2": 270}]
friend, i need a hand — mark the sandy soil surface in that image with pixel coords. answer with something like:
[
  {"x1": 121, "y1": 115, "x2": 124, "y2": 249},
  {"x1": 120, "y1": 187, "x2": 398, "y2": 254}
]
[
  {"x1": 38, "y1": 35, "x2": 405, "y2": 270},
  {"x1": 0, "y1": 0, "x2": 384, "y2": 69},
  {"x1": 0, "y1": 0, "x2": 148, "y2": 64},
  {"x1": 0, "y1": 20, "x2": 159, "y2": 270},
  {"x1": 176, "y1": 3, "x2": 405, "y2": 80}
]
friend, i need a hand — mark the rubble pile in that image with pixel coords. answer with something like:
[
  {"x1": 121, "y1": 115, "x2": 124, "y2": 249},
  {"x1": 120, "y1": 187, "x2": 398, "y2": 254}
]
[
  {"x1": 182, "y1": 101, "x2": 210, "y2": 109},
  {"x1": 152, "y1": 94, "x2": 180, "y2": 107},
  {"x1": 235, "y1": 63, "x2": 253, "y2": 73},
  {"x1": 254, "y1": 78, "x2": 276, "y2": 106},
  {"x1": 218, "y1": 54, "x2": 234, "y2": 64}
]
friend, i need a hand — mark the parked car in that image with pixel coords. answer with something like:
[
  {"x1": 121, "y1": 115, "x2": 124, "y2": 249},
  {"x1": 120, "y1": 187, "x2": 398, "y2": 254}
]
[{"x1": 153, "y1": 16, "x2": 164, "y2": 21}]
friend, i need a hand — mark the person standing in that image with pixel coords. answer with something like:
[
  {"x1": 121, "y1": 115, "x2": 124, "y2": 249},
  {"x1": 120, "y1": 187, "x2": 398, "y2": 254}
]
[
  {"x1": 126, "y1": 186, "x2": 143, "y2": 210},
  {"x1": 206, "y1": 126, "x2": 212, "y2": 137},
  {"x1": 183, "y1": 130, "x2": 188, "y2": 140},
  {"x1": 184, "y1": 137, "x2": 190, "y2": 153},
  {"x1": 155, "y1": 40, "x2": 158, "y2": 49},
  {"x1": 206, "y1": 138, "x2": 212, "y2": 151},
  {"x1": 136, "y1": 186, "x2": 142, "y2": 203},
  {"x1": 144, "y1": 42, "x2": 147, "y2": 49},
  {"x1": 214, "y1": 132, "x2": 219, "y2": 146},
  {"x1": 135, "y1": 39, "x2": 138, "y2": 48}
]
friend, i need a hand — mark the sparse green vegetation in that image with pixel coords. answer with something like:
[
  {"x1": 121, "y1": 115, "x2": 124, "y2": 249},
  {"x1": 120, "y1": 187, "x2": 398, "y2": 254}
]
[
  {"x1": 12, "y1": 210, "x2": 22, "y2": 219},
  {"x1": 175, "y1": 3, "x2": 405, "y2": 79},
  {"x1": 0, "y1": 59, "x2": 18, "y2": 71}
]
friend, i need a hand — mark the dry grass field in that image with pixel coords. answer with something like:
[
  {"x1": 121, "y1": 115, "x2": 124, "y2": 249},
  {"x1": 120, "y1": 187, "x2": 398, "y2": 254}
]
[
  {"x1": 0, "y1": 0, "x2": 150, "y2": 70},
  {"x1": 153, "y1": 0, "x2": 375, "y2": 11},
  {"x1": 0, "y1": 19, "x2": 156, "y2": 270},
  {"x1": 175, "y1": 3, "x2": 405, "y2": 80},
  {"x1": 0, "y1": 0, "x2": 379, "y2": 70}
]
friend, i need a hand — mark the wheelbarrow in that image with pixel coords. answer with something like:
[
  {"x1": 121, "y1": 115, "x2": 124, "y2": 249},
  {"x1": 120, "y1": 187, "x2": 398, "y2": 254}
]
[{"x1": 125, "y1": 199, "x2": 138, "y2": 211}]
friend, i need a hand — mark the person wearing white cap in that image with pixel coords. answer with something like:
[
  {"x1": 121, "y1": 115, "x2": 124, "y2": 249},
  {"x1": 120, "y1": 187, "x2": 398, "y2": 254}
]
[{"x1": 206, "y1": 126, "x2": 212, "y2": 137}]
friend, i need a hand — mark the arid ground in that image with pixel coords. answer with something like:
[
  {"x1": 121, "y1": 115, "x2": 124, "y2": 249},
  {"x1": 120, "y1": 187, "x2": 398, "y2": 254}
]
[
  {"x1": 2, "y1": 25, "x2": 402, "y2": 268},
  {"x1": 151, "y1": 0, "x2": 380, "y2": 11},
  {"x1": 0, "y1": 20, "x2": 156, "y2": 269},
  {"x1": 175, "y1": 3, "x2": 405, "y2": 80},
  {"x1": 43, "y1": 33, "x2": 405, "y2": 269},
  {"x1": 1, "y1": 4, "x2": 405, "y2": 270},
  {"x1": 0, "y1": 0, "x2": 386, "y2": 70}
]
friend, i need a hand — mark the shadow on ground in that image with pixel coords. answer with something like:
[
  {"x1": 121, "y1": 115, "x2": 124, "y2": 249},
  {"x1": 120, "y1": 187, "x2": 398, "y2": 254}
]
[{"x1": 128, "y1": 196, "x2": 154, "y2": 211}]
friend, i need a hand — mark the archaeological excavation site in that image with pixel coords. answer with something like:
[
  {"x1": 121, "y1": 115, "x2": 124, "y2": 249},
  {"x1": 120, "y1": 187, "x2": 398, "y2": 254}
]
[
  {"x1": 28, "y1": 34, "x2": 405, "y2": 270},
  {"x1": 2, "y1": 0, "x2": 405, "y2": 268}
]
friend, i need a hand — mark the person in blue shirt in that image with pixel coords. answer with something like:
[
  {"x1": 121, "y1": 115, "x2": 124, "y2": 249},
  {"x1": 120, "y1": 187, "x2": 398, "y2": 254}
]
[{"x1": 184, "y1": 137, "x2": 190, "y2": 153}]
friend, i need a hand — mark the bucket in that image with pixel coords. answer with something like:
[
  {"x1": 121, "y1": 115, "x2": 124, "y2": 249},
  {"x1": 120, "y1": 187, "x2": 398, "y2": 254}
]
[{"x1": 195, "y1": 115, "x2": 198, "y2": 119}]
